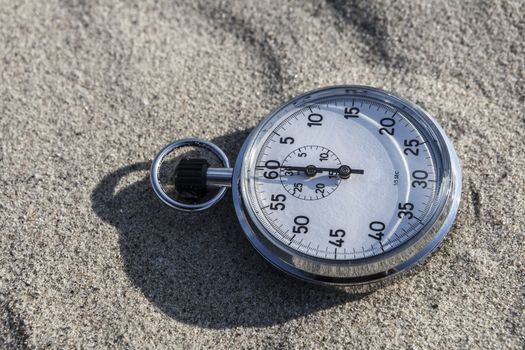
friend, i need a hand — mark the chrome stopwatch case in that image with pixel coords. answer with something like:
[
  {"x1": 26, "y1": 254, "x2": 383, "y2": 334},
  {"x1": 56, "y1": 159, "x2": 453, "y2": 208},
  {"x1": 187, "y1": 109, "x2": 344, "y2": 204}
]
[{"x1": 151, "y1": 86, "x2": 462, "y2": 288}]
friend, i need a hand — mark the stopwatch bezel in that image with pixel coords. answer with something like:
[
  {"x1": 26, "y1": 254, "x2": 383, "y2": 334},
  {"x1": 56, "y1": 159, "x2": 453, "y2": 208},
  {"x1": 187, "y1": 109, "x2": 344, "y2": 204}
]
[{"x1": 232, "y1": 85, "x2": 461, "y2": 286}]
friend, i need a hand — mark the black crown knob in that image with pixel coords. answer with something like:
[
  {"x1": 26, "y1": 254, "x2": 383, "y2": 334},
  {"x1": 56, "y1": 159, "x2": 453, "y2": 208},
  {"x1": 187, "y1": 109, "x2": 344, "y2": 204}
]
[{"x1": 175, "y1": 158, "x2": 210, "y2": 198}]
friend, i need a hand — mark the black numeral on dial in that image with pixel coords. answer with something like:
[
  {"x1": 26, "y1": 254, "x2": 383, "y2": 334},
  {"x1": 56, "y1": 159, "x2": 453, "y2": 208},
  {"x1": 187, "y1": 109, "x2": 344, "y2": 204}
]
[
  {"x1": 264, "y1": 171, "x2": 278, "y2": 179},
  {"x1": 263, "y1": 160, "x2": 280, "y2": 179},
  {"x1": 411, "y1": 170, "x2": 428, "y2": 188},
  {"x1": 292, "y1": 183, "x2": 303, "y2": 195},
  {"x1": 344, "y1": 107, "x2": 359, "y2": 119},
  {"x1": 269, "y1": 194, "x2": 286, "y2": 210},
  {"x1": 403, "y1": 139, "x2": 420, "y2": 156},
  {"x1": 307, "y1": 113, "x2": 323, "y2": 127},
  {"x1": 279, "y1": 137, "x2": 294, "y2": 144},
  {"x1": 379, "y1": 117, "x2": 395, "y2": 136},
  {"x1": 293, "y1": 215, "x2": 310, "y2": 234},
  {"x1": 368, "y1": 221, "x2": 385, "y2": 241},
  {"x1": 398, "y1": 202, "x2": 414, "y2": 219},
  {"x1": 328, "y1": 170, "x2": 338, "y2": 178},
  {"x1": 329, "y1": 229, "x2": 346, "y2": 247}
]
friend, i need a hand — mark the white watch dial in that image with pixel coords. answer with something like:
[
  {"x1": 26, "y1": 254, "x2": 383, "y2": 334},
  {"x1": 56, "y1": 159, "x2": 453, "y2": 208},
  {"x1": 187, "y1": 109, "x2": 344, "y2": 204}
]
[{"x1": 246, "y1": 97, "x2": 438, "y2": 261}]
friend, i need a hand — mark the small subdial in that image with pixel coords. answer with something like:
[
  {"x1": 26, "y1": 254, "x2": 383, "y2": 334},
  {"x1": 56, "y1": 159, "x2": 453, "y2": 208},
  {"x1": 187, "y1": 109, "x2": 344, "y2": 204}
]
[{"x1": 280, "y1": 145, "x2": 342, "y2": 200}]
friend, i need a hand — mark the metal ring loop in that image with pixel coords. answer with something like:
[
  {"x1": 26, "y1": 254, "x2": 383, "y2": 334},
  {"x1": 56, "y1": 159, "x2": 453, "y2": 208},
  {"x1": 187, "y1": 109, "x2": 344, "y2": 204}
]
[{"x1": 150, "y1": 138, "x2": 230, "y2": 212}]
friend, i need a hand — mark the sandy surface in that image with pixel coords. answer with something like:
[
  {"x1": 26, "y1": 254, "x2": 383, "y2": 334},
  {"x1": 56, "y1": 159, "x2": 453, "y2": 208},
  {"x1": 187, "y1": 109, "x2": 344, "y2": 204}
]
[{"x1": 1, "y1": 0, "x2": 524, "y2": 348}]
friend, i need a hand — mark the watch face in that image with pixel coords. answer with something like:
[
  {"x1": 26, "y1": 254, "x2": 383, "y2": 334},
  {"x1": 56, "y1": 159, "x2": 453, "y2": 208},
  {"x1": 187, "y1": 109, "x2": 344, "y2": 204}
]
[{"x1": 235, "y1": 86, "x2": 461, "y2": 284}]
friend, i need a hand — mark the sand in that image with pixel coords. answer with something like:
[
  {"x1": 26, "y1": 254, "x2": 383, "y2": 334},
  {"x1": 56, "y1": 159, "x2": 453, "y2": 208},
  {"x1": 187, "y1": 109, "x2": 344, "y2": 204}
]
[{"x1": 1, "y1": 0, "x2": 524, "y2": 348}]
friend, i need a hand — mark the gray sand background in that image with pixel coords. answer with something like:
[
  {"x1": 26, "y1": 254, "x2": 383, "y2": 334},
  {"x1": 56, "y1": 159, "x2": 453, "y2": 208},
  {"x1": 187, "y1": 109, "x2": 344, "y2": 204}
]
[{"x1": 1, "y1": 0, "x2": 524, "y2": 348}]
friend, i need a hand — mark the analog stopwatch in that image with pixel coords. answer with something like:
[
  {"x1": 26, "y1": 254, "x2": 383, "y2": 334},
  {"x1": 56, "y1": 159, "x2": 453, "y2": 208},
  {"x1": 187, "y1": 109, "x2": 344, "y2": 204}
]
[{"x1": 150, "y1": 86, "x2": 462, "y2": 288}]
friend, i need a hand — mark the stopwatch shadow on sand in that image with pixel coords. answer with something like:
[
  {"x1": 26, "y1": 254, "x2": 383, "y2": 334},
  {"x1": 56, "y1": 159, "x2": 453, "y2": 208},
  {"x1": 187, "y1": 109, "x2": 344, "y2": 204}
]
[{"x1": 91, "y1": 129, "x2": 366, "y2": 329}]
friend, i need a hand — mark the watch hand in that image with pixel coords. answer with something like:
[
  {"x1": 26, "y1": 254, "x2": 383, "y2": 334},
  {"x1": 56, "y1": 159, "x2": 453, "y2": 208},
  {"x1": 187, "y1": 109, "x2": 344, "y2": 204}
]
[{"x1": 282, "y1": 165, "x2": 364, "y2": 178}]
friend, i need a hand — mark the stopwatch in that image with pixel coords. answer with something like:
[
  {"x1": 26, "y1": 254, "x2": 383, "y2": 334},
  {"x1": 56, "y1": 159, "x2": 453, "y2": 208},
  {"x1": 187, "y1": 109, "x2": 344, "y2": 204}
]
[{"x1": 150, "y1": 86, "x2": 462, "y2": 288}]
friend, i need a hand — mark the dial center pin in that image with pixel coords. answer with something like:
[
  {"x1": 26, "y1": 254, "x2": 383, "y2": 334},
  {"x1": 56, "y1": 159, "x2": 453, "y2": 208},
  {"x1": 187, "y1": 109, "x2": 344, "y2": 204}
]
[
  {"x1": 305, "y1": 165, "x2": 317, "y2": 177},
  {"x1": 338, "y1": 165, "x2": 352, "y2": 179}
]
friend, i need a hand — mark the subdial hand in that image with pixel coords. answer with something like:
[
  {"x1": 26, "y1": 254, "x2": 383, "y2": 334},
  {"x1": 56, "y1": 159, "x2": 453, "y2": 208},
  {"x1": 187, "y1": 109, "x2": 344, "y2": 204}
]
[{"x1": 282, "y1": 165, "x2": 364, "y2": 179}]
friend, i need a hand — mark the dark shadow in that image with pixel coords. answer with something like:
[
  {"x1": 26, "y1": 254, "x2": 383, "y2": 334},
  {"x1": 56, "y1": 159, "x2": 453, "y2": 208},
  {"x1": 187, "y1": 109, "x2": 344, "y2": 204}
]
[
  {"x1": 91, "y1": 129, "x2": 366, "y2": 329},
  {"x1": 0, "y1": 293, "x2": 30, "y2": 349}
]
